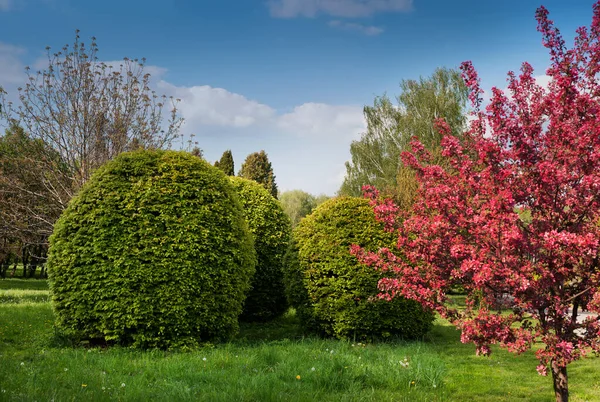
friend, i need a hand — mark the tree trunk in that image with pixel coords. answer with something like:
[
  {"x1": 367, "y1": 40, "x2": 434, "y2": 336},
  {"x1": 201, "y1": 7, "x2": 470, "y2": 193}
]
[
  {"x1": 551, "y1": 360, "x2": 568, "y2": 402},
  {"x1": 22, "y1": 246, "x2": 29, "y2": 278}
]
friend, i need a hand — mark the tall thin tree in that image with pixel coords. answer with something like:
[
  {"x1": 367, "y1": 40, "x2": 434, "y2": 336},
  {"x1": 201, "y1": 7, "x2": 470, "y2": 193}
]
[{"x1": 214, "y1": 149, "x2": 234, "y2": 176}]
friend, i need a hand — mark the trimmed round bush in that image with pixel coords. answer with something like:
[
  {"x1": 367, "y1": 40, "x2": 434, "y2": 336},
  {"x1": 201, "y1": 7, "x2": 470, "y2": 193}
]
[
  {"x1": 284, "y1": 196, "x2": 434, "y2": 340},
  {"x1": 47, "y1": 150, "x2": 256, "y2": 349},
  {"x1": 230, "y1": 177, "x2": 291, "y2": 321}
]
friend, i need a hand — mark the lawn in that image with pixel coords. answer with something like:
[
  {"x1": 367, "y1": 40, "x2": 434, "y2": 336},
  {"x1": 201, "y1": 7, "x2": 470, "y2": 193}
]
[{"x1": 1, "y1": 279, "x2": 599, "y2": 401}]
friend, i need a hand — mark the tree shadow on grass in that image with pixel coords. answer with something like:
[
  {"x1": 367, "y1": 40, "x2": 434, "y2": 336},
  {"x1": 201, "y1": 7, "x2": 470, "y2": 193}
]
[
  {"x1": 234, "y1": 307, "x2": 466, "y2": 352},
  {"x1": 0, "y1": 278, "x2": 49, "y2": 290},
  {"x1": 234, "y1": 308, "x2": 313, "y2": 346}
]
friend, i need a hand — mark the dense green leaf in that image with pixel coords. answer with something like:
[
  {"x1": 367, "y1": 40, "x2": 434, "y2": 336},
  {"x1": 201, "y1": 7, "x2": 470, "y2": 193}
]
[
  {"x1": 230, "y1": 177, "x2": 291, "y2": 322},
  {"x1": 339, "y1": 67, "x2": 469, "y2": 208},
  {"x1": 285, "y1": 197, "x2": 434, "y2": 340},
  {"x1": 47, "y1": 150, "x2": 256, "y2": 349}
]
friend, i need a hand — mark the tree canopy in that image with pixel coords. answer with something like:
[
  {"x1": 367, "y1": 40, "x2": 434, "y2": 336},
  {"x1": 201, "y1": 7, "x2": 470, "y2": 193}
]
[
  {"x1": 0, "y1": 31, "x2": 182, "y2": 242},
  {"x1": 353, "y1": 3, "x2": 600, "y2": 401},
  {"x1": 215, "y1": 150, "x2": 235, "y2": 176},
  {"x1": 279, "y1": 190, "x2": 329, "y2": 228},
  {"x1": 0, "y1": 123, "x2": 67, "y2": 244},
  {"x1": 339, "y1": 67, "x2": 469, "y2": 209},
  {"x1": 238, "y1": 150, "x2": 278, "y2": 198}
]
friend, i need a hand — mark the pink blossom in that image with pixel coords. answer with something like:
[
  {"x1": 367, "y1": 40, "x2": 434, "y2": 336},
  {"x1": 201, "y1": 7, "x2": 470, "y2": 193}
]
[{"x1": 351, "y1": 2, "x2": 600, "y2": 397}]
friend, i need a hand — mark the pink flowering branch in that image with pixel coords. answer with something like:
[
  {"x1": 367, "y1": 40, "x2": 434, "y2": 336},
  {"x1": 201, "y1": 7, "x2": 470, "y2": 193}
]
[{"x1": 351, "y1": 3, "x2": 600, "y2": 401}]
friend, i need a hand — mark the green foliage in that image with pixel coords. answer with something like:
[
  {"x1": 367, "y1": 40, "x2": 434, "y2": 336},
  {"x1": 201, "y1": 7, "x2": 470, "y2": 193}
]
[
  {"x1": 4, "y1": 281, "x2": 600, "y2": 401},
  {"x1": 279, "y1": 190, "x2": 330, "y2": 228},
  {"x1": 285, "y1": 197, "x2": 434, "y2": 340},
  {"x1": 4, "y1": 279, "x2": 600, "y2": 401},
  {"x1": 0, "y1": 123, "x2": 68, "y2": 250},
  {"x1": 47, "y1": 150, "x2": 256, "y2": 349},
  {"x1": 282, "y1": 237, "x2": 318, "y2": 330},
  {"x1": 339, "y1": 67, "x2": 468, "y2": 208},
  {"x1": 190, "y1": 146, "x2": 204, "y2": 159},
  {"x1": 230, "y1": 177, "x2": 291, "y2": 321},
  {"x1": 238, "y1": 150, "x2": 278, "y2": 198},
  {"x1": 215, "y1": 150, "x2": 234, "y2": 176}
]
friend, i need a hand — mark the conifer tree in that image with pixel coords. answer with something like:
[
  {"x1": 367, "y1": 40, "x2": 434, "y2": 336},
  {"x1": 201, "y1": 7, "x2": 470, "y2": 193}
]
[
  {"x1": 238, "y1": 150, "x2": 278, "y2": 198},
  {"x1": 214, "y1": 149, "x2": 234, "y2": 176}
]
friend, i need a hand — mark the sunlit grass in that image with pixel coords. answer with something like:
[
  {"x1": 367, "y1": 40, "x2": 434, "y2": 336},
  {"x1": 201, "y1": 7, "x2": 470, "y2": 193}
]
[
  {"x1": 0, "y1": 289, "x2": 50, "y2": 304},
  {"x1": 1, "y1": 280, "x2": 599, "y2": 401}
]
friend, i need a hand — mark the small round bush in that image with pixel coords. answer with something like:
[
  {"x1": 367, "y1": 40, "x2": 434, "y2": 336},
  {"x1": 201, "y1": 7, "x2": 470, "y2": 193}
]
[
  {"x1": 230, "y1": 177, "x2": 291, "y2": 321},
  {"x1": 285, "y1": 196, "x2": 434, "y2": 340},
  {"x1": 47, "y1": 150, "x2": 256, "y2": 349}
]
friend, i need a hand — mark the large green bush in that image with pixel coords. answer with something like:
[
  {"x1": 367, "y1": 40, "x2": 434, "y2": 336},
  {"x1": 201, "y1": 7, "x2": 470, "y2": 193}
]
[
  {"x1": 47, "y1": 150, "x2": 256, "y2": 349},
  {"x1": 230, "y1": 177, "x2": 290, "y2": 321},
  {"x1": 285, "y1": 196, "x2": 434, "y2": 340}
]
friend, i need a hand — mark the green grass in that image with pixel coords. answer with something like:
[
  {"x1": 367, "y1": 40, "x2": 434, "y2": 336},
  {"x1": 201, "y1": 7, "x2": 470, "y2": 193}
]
[
  {"x1": 1, "y1": 281, "x2": 599, "y2": 401},
  {"x1": 0, "y1": 289, "x2": 50, "y2": 304},
  {"x1": 0, "y1": 278, "x2": 49, "y2": 290}
]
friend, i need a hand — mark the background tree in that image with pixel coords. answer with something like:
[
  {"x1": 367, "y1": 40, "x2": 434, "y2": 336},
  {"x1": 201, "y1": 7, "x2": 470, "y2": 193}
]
[
  {"x1": 339, "y1": 67, "x2": 469, "y2": 209},
  {"x1": 0, "y1": 123, "x2": 68, "y2": 276},
  {"x1": 1, "y1": 30, "x2": 183, "y2": 242},
  {"x1": 279, "y1": 190, "x2": 329, "y2": 228},
  {"x1": 238, "y1": 150, "x2": 278, "y2": 198},
  {"x1": 190, "y1": 146, "x2": 204, "y2": 159},
  {"x1": 0, "y1": 85, "x2": 6, "y2": 116},
  {"x1": 214, "y1": 149, "x2": 234, "y2": 176},
  {"x1": 353, "y1": 4, "x2": 600, "y2": 401},
  {"x1": 230, "y1": 177, "x2": 290, "y2": 322}
]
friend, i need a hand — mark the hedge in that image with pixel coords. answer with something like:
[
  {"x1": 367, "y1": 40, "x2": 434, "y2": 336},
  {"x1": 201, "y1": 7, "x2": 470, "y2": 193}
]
[
  {"x1": 47, "y1": 150, "x2": 256, "y2": 349},
  {"x1": 285, "y1": 196, "x2": 434, "y2": 340}
]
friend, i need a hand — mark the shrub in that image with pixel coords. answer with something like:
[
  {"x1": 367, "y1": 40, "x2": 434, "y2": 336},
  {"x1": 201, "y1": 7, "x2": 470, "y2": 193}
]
[
  {"x1": 230, "y1": 177, "x2": 291, "y2": 321},
  {"x1": 285, "y1": 196, "x2": 434, "y2": 340},
  {"x1": 47, "y1": 150, "x2": 256, "y2": 349}
]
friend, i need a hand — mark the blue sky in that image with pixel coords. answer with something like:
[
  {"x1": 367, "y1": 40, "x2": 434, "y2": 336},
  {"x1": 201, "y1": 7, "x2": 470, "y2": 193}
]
[{"x1": 0, "y1": 0, "x2": 597, "y2": 194}]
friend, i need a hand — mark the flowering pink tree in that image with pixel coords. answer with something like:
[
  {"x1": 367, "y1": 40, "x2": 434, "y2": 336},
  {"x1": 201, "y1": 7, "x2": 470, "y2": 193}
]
[{"x1": 351, "y1": 3, "x2": 600, "y2": 401}]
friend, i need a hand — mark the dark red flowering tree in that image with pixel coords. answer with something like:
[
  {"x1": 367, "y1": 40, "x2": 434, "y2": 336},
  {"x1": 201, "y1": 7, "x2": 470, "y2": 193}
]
[{"x1": 351, "y1": 3, "x2": 600, "y2": 401}]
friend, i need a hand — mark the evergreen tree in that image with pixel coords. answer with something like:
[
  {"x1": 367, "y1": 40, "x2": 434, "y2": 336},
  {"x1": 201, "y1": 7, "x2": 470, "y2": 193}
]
[
  {"x1": 238, "y1": 150, "x2": 278, "y2": 198},
  {"x1": 214, "y1": 149, "x2": 234, "y2": 176}
]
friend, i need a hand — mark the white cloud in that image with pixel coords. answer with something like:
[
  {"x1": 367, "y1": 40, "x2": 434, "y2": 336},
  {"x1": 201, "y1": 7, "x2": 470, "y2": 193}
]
[
  {"x1": 328, "y1": 20, "x2": 383, "y2": 36},
  {"x1": 277, "y1": 102, "x2": 365, "y2": 138},
  {"x1": 152, "y1": 87, "x2": 365, "y2": 194},
  {"x1": 267, "y1": 0, "x2": 413, "y2": 18},
  {"x1": 152, "y1": 80, "x2": 366, "y2": 138},
  {"x1": 0, "y1": 42, "x2": 26, "y2": 85},
  {"x1": 157, "y1": 81, "x2": 276, "y2": 128},
  {"x1": 0, "y1": 0, "x2": 11, "y2": 11},
  {"x1": 0, "y1": 39, "x2": 367, "y2": 195}
]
